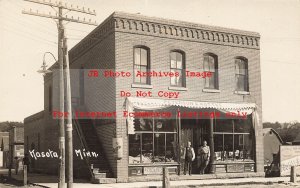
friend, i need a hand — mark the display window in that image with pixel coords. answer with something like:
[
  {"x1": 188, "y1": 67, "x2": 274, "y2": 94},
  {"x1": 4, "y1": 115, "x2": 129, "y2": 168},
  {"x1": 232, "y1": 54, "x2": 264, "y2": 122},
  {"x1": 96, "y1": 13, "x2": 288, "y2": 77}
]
[
  {"x1": 129, "y1": 111, "x2": 178, "y2": 164},
  {"x1": 213, "y1": 117, "x2": 254, "y2": 162}
]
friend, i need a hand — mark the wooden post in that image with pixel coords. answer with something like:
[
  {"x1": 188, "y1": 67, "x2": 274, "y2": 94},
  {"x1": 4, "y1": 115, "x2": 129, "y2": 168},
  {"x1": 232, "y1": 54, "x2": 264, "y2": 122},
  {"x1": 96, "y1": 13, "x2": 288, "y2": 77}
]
[
  {"x1": 64, "y1": 31, "x2": 73, "y2": 188},
  {"x1": 58, "y1": 6, "x2": 66, "y2": 188},
  {"x1": 23, "y1": 165, "x2": 27, "y2": 186},
  {"x1": 177, "y1": 108, "x2": 181, "y2": 175},
  {"x1": 209, "y1": 117, "x2": 215, "y2": 174},
  {"x1": 290, "y1": 166, "x2": 297, "y2": 183},
  {"x1": 8, "y1": 145, "x2": 13, "y2": 178},
  {"x1": 162, "y1": 167, "x2": 170, "y2": 188}
]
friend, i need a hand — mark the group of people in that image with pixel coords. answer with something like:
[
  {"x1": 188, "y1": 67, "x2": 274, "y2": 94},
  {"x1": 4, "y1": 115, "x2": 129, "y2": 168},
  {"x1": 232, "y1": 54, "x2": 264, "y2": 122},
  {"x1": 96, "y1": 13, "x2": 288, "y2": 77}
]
[{"x1": 183, "y1": 140, "x2": 210, "y2": 175}]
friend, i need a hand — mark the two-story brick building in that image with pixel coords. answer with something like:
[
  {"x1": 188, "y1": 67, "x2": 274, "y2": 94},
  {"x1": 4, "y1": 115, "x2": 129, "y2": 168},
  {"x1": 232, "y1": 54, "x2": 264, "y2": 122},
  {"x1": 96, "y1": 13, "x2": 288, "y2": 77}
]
[{"x1": 25, "y1": 12, "x2": 263, "y2": 183}]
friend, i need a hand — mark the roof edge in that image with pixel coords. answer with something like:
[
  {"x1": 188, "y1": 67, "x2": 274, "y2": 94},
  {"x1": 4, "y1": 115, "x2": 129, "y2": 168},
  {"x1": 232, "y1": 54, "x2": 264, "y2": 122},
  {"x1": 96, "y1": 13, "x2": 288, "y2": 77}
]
[
  {"x1": 111, "y1": 11, "x2": 260, "y2": 37},
  {"x1": 24, "y1": 110, "x2": 44, "y2": 123}
]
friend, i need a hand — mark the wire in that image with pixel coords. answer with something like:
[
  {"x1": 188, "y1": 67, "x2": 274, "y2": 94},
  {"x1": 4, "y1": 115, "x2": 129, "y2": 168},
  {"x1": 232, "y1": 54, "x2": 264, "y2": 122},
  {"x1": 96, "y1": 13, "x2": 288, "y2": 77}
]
[
  {"x1": 1, "y1": 3, "x2": 58, "y2": 37},
  {"x1": 66, "y1": 27, "x2": 91, "y2": 33},
  {"x1": 3, "y1": 15, "x2": 58, "y2": 38},
  {"x1": 2, "y1": 22, "x2": 57, "y2": 45},
  {"x1": 3, "y1": 0, "x2": 94, "y2": 40},
  {"x1": 2, "y1": 26, "x2": 57, "y2": 47}
]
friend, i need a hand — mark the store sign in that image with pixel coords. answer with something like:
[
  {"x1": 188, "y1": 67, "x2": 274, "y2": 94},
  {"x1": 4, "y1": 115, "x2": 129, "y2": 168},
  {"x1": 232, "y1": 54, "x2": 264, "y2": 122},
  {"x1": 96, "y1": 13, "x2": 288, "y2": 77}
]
[
  {"x1": 144, "y1": 167, "x2": 163, "y2": 175},
  {"x1": 280, "y1": 145, "x2": 300, "y2": 176}
]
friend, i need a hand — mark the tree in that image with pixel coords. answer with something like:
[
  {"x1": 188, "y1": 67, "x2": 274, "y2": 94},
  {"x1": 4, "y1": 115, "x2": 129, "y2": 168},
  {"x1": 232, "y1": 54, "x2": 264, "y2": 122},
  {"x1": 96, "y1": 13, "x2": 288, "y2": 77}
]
[
  {"x1": 263, "y1": 122, "x2": 281, "y2": 129},
  {"x1": 0, "y1": 121, "x2": 23, "y2": 132},
  {"x1": 263, "y1": 121, "x2": 300, "y2": 143}
]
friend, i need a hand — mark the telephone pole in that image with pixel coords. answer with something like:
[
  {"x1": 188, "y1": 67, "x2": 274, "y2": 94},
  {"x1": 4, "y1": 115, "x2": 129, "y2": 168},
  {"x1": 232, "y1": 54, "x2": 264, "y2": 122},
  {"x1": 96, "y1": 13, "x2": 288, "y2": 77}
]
[
  {"x1": 63, "y1": 32, "x2": 73, "y2": 188},
  {"x1": 22, "y1": 1, "x2": 97, "y2": 188},
  {"x1": 58, "y1": 5, "x2": 65, "y2": 188}
]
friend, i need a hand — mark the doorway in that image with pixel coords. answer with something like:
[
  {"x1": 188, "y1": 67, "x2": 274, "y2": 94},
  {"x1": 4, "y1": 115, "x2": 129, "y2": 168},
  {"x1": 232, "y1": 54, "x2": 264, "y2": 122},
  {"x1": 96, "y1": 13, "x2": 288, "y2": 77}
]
[{"x1": 180, "y1": 119, "x2": 209, "y2": 174}]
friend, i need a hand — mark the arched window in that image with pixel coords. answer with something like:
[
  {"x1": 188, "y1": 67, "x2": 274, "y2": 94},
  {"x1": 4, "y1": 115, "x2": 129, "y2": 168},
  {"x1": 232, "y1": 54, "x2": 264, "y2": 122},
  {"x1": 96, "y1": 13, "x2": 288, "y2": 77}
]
[
  {"x1": 170, "y1": 51, "x2": 185, "y2": 87},
  {"x1": 204, "y1": 53, "x2": 218, "y2": 89},
  {"x1": 235, "y1": 58, "x2": 249, "y2": 91},
  {"x1": 134, "y1": 46, "x2": 150, "y2": 84}
]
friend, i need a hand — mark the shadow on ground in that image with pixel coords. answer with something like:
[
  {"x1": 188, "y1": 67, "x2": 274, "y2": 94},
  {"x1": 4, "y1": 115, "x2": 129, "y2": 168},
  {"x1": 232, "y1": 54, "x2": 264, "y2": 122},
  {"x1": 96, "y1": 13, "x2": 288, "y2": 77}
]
[{"x1": 0, "y1": 174, "x2": 26, "y2": 187}]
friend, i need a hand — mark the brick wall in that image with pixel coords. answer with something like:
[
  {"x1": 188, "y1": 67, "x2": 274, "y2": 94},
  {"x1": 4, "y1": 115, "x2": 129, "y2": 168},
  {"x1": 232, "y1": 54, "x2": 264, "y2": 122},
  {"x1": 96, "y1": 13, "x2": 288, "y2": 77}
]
[
  {"x1": 25, "y1": 12, "x2": 263, "y2": 180},
  {"x1": 112, "y1": 12, "x2": 263, "y2": 179},
  {"x1": 68, "y1": 12, "x2": 263, "y2": 180},
  {"x1": 69, "y1": 31, "x2": 117, "y2": 177},
  {"x1": 24, "y1": 66, "x2": 91, "y2": 176}
]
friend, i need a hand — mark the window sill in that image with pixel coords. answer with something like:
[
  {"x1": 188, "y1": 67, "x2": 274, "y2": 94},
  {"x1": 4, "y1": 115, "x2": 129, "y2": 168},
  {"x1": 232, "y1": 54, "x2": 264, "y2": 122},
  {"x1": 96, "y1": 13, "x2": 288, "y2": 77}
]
[
  {"x1": 234, "y1": 91, "x2": 250, "y2": 95},
  {"x1": 131, "y1": 84, "x2": 153, "y2": 89},
  {"x1": 168, "y1": 86, "x2": 188, "y2": 91},
  {"x1": 128, "y1": 162, "x2": 180, "y2": 167},
  {"x1": 213, "y1": 160, "x2": 255, "y2": 164},
  {"x1": 202, "y1": 88, "x2": 220, "y2": 93}
]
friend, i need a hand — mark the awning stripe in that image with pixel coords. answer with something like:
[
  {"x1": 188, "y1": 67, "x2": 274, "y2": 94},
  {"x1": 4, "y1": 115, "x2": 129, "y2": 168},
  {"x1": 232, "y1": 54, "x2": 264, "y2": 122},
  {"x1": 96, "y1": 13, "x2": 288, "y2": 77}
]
[
  {"x1": 127, "y1": 97, "x2": 256, "y2": 110},
  {"x1": 125, "y1": 97, "x2": 257, "y2": 134}
]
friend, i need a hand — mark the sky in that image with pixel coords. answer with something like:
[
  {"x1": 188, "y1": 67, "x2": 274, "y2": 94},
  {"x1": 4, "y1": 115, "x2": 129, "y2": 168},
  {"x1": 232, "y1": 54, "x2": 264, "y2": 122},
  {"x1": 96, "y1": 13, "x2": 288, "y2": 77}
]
[{"x1": 0, "y1": 0, "x2": 300, "y2": 123}]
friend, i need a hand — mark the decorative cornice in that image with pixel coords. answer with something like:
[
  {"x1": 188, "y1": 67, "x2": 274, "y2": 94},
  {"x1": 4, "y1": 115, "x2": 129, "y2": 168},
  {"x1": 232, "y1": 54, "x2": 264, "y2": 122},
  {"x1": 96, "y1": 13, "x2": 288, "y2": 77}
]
[{"x1": 69, "y1": 12, "x2": 260, "y2": 62}]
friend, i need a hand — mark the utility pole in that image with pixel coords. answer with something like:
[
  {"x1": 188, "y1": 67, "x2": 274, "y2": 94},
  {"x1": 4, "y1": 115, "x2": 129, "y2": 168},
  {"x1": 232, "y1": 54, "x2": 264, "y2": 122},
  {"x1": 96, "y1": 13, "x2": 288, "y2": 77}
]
[
  {"x1": 22, "y1": 1, "x2": 97, "y2": 188},
  {"x1": 58, "y1": 4, "x2": 65, "y2": 188},
  {"x1": 63, "y1": 33, "x2": 73, "y2": 188}
]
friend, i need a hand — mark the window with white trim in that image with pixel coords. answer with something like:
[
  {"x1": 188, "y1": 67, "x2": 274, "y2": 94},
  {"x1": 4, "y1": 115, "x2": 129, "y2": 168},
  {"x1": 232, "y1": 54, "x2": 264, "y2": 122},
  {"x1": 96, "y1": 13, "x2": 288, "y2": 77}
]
[
  {"x1": 235, "y1": 58, "x2": 249, "y2": 91},
  {"x1": 204, "y1": 54, "x2": 218, "y2": 89}
]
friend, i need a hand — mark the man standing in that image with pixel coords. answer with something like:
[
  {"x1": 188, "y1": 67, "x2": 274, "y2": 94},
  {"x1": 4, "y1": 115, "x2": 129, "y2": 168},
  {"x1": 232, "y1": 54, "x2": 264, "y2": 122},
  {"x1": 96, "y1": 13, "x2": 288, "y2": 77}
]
[
  {"x1": 199, "y1": 140, "x2": 210, "y2": 174},
  {"x1": 184, "y1": 141, "x2": 195, "y2": 175}
]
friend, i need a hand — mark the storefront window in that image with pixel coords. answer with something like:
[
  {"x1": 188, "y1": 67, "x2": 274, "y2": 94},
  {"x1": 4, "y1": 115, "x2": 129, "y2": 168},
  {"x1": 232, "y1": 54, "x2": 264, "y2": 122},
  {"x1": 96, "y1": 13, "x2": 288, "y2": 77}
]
[
  {"x1": 214, "y1": 119, "x2": 233, "y2": 133},
  {"x1": 134, "y1": 117, "x2": 153, "y2": 131},
  {"x1": 154, "y1": 119, "x2": 176, "y2": 132},
  {"x1": 234, "y1": 118, "x2": 252, "y2": 133},
  {"x1": 129, "y1": 111, "x2": 178, "y2": 164},
  {"x1": 142, "y1": 133, "x2": 153, "y2": 163},
  {"x1": 166, "y1": 134, "x2": 177, "y2": 162},
  {"x1": 129, "y1": 134, "x2": 141, "y2": 164},
  {"x1": 213, "y1": 117, "x2": 254, "y2": 162},
  {"x1": 154, "y1": 133, "x2": 165, "y2": 162}
]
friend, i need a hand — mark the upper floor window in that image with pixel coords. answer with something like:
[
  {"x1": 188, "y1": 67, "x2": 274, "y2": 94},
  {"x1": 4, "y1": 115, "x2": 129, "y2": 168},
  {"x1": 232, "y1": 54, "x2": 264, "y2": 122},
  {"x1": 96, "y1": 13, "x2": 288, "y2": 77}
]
[
  {"x1": 204, "y1": 53, "x2": 218, "y2": 89},
  {"x1": 235, "y1": 58, "x2": 249, "y2": 91},
  {"x1": 170, "y1": 51, "x2": 185, "y2": 87},
  {"x1": 134, "y1": 47, "x2": 150, "y2": 84}
]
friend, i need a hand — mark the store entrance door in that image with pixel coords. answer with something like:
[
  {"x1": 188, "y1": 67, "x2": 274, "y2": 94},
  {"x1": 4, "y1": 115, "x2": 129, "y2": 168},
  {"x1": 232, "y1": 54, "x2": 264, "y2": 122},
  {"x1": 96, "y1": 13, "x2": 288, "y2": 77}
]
[{"x1": 180, "y1": 119, "x2": 209, "y2": 174}]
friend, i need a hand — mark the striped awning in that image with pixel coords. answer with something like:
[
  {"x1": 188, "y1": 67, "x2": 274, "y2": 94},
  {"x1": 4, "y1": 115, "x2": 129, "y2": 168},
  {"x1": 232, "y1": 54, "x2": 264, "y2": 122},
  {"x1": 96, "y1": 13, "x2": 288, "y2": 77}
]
[
  {"x1": 126, "y1": 97, "x2": 256, "y2": 110},
  {"x1": 125, "y1": 97, "x2": 257, "y2": 134}
]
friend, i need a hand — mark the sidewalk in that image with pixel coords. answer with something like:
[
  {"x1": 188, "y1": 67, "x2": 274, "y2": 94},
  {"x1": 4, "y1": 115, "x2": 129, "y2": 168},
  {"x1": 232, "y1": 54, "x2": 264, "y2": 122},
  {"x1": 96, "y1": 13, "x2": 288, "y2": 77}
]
[
  {"x1": 37, "y1": 177, "x2": 294, "y2": 188},
  {"x1": 0, "y1": 168, "x2": 88, "y2": 184},
  {"x1": 1, "y1": 169, "x2": 297, "y2": 188}
]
